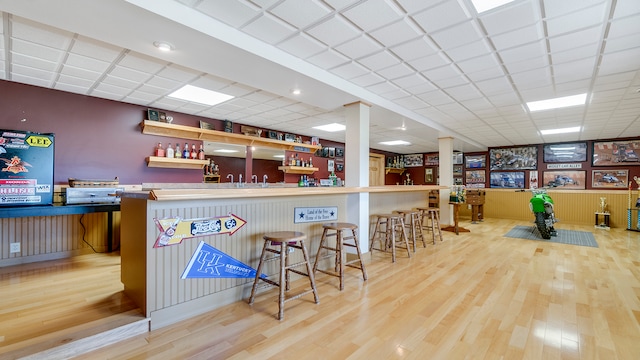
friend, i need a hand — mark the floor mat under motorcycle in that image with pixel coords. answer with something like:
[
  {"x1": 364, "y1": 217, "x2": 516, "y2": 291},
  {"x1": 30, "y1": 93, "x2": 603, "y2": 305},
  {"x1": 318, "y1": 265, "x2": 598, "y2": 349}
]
[{"x1": 504, "y1": 225, "x2": 598, "y2": 247}]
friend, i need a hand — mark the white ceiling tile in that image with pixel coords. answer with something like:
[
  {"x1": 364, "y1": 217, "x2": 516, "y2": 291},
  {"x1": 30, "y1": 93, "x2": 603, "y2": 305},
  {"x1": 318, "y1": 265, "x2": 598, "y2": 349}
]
[
  {"x1": 416, "y1": 89, "x2": 455, "y2": 106},
  {"x1": 551, "y1": 43, "x2": 599, "y2": 65},
  {"x1": 306, "y1": 49, "x2": 350, "y2": 69},
  {"x1": 376, "y1": 62, "x2": 414, "y2": 80},
  {"x1": 11, "y1": 17, "x2": 73, "y2": 49},
  {"x1": 431, "y1": 21, "x2": 483, "y2": 50},
  {"x1": 218, "y1": 83, "x2": 257, "y2": 98},
  {"x1": 480, "y1": 1, "x2": 539, "y2": 36},
  {"x1": 155, "y1": 64, "x2": 199, "y2": 82},
  {"x1": 57, "y1": 74, "x2": 94, "y2": 88},
  {"x1": 411, "y1": 1, "x2": 471, "y2": 34},
  {"x1": 242, "y1": 13, "x2": 297, "y2": 45},
  {"x1": 195, "y1": 0, "x2": 260, "y2": 28},
  {"x1": 92, "y1": 82, "x2": 131, "y2": 97},
  {"x1": 545, "y1": 3, "x2": 608, "y2": 37},
  {"x1": 422, "y1": 64, "x2": 462, "y2": 81},
  {"x1": 406, "y1": 52, "x2": 450, "y2": 72},
  {"x1": 607, "y1": 14, "x2": 640, "y2": 40},
  {"x1": 357, "y1": 50, "x2": 400, "y2": 71},
  {"x1": 109, "y1": 65, "x2": 150, "y2": 83},
  {"x1": 511, "y1": 67, "x2": 553, "y2": 90},
  {"x1": 351, "y1": 72, "x2": 385, "y2": 87},
  {"x1": 431, "y1": 75, "x2": 469, "y2": 89},
  {"x1": 11, "y1": 38, "x2": 64, "y2": 62},
  {"x1": 66, "y1": 53, "x2": 111, "y2": 73},
  {"x1": 270, "y1": 0, "x2": 331, "y2": 29},
  {"x1": 390, "y1": 37, "x2": 439, "y2": 61},
  {"x1": 498, "y1": 40, "x2": 546, "y2": 64},
  {"x1": 444, "y1": 84, "x2": 482, "y2": 101},
  {"x1": 88, "y1": 89, "x2": 124, "y2": 101},
  {"x1": 11, "y1": 53, "x2": 57, "y2": 72},
  {"x1": 393, "y1": 96, "x2": 429, "y2": 110},
  {"x1": 330, "y1": 61, "x2": 369, "y2": 79},
  {"x1": 146, "y1": 76, "x2": 181, "y2": 91},
  {"x1": 599, "y1": 47, "x2": 640, "y2": 75},
  {"x1": 137, "y1": 84, "x2": 170, "y2": 96},
  {"x1": 605, "y1": 33, "x2": 640, "y2": 53},
  {"x1": 476, "y1": 77, "x2": 514, "y2": 95},
  {"x1": 278, "y1": 33, "x2": 326, "y2": 59},
  {"x1": 335, "y1": 34, "x2": 383, "y2": 60},
  {"x1": 445, "y1": 40, "x2": 492, "y2": 63},
  {"x1": 71, "y1": 37, "x2": 121, "y2": 62},
  {"x1": 465, "y1": 65, "x2": 508, "y2": 82},
  {"x1": 612, "y1": 0, "x2": 640, "y2": 18},
  {"x1": 341, "y1": 0, "x2": 404, "y2": 32},
  {"x1": 504, "y1": 56, "x2": 548, "y2": 74},
  {"x1": 456, "y1": 54, "x2": 501, "y2": 74},
  {"x1": 118, "y1": 53, "x2": 166, "y2": 73},
  {"x1": 369, "y1": 19, "x2": 422, "y2": 48},
  {"x1": 395, "y1": 0, "x2": 447, "y2": 14},
  {"x1": 553, "y1": 57, "x2": 597, "y2": 83},
  {"x1": 548, "y1": 26, "x2": 601, "y2": 54},
  {"x1": 305, "y1": 15, "x2": 360, "y2": 47},
  {"x1": 103, "y1": 75, "x2": 141, "y2": 90},
  {"x1": 123, "y1": 91, "x2": 159, "y2": 103},
  {"x1": 392, "y1": 73, "x2": 429, "y2": 89},
  {"x1": 60, "y1": 64, "x2": 102, "y2": 81},
  {"x1": 490, "y1": 25, "x2": 544, "y2": 51},
  {"x1": 555, "y1": 79, "x2": 591, "y2": 92},
  {"x1": 404, "y1": 81, "x2": 437, "y2": 95},
  {"x1": 54, "y1": 82, "x2": 90, "y2": 95},
  {"x1": 543, "y1": 0, "x2": 607, "y2": 18}
]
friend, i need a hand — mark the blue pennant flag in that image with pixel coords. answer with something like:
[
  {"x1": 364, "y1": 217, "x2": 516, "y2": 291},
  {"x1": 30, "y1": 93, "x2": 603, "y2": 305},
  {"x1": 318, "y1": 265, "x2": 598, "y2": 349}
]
[{"x1": 181, "y1": 241, "x2": 266, "y2": 279}]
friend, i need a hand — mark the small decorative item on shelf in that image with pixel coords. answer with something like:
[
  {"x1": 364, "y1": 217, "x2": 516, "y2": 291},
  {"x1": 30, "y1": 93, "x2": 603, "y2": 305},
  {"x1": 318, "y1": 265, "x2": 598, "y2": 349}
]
[
  {"x1": 450, "y1": 185, "x2": 466, "y2": 203},
  {"x1": 599, "y1": 197, "x2": 608, "y2": 213},
  {"x1": 224, "y1": 120, "x2": 233, "y2": 133},
  {"x1": 147, "y1": 109, "x2": 159, "y2": 121}
]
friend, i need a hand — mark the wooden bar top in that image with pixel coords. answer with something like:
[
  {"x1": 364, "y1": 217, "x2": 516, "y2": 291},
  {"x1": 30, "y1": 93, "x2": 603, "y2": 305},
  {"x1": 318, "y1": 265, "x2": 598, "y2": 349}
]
[{"x1": 121, "y1": 185, "x2": 444, "y2": 201}]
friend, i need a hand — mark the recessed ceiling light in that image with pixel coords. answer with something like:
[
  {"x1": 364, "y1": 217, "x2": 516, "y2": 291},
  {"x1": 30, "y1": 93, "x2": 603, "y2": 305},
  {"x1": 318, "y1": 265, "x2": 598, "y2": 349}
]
[
  {"x1": 540, "y1": 127, "x2": 581, "y2": 135},
  {"x1": 291, "y1": 88, "x2": 301, "y2": 95},
  {"x1": 153, "y1": 41, "x2": 173, "y2": 52},
  {"x1": 168, "y1": 85, "x2": 234, "y2": 106},
  {"x1": 471, "y1": 0, "x2": 516, "y2": 13},
  {"x1": 313, "y1": 123, "x2": 345, "y2": 132},
  {"x1": 526, "y1": 93, "x2": 587, "y2": 112},
  {"x1": 379, "y1": 140, "x2": 411, "y2": 146}
]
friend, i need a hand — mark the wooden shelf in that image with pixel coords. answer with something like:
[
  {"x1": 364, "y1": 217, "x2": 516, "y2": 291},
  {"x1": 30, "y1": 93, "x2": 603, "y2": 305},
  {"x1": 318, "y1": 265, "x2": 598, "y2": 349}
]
[
  {"x1": 278, "y1": 166, "x2": 319, "y2": 175},
  {"x1": 141, "y1": 120, "x2": 322, "y2": 153},
  {"x1": 385, "y1": 167, "x2": 405, "y2": 174},
  {"x1": 146, "y1": 156, "x2": 209, "y2": 169}
]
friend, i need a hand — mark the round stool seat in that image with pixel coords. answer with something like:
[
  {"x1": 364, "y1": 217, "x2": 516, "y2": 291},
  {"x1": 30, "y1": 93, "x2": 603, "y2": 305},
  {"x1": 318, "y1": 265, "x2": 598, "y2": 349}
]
[
  {"x1": 264, "y1": 231, "x2": 305, "y2": 242},
  {"x1": 322, "y1": 222, "x2": 357, "y2": 230},
  {"x1": 375, "y1": 213, "x2": 403, "y2": 219}
]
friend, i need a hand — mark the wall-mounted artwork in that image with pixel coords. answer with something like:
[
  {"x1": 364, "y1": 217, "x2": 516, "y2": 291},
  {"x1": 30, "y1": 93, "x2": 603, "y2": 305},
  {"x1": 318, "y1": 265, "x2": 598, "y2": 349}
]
[
  {"x1": 425, "y1": 154, "x2": 439, "y2": 166},
  {"x1": 490, "y1": 146, "x2": 537, "y2": 170},
  {"x1": 592, "y1": 140, "x2": 640, "y2": 166},
  {"x1": 465, "y1": 170, "x2": 485, "y2": 188},
  {"x1": 592, "y1": 169, "x2": 629, "y2": 188},
  {"x1": 490, "y1": 171, "x2": 525, "y2": 189},
  {"x1": 404, "y1": 154, "x2": 423, "y2": 167},
  {"x1": 453, "y1": 165, "x2": 463, "y2": 175},
  {"x1": 335, "y1": 148, "x2": 344, "y2": 158},
  {"x1": 542, "y1": 170, "x2": 585, "y2": 189},
  {"x1": 543, "y1": 142, "x2": 587, "y2": 163},
  {"x1": 453, "y1": 152, "x2": 464, "y2": 165},
  {"x1": 465, "y1": 154, "x2": 486, "y2": 169},
  {"x1": 425, "y1": 167, "x2": 436, "y2": 184}
]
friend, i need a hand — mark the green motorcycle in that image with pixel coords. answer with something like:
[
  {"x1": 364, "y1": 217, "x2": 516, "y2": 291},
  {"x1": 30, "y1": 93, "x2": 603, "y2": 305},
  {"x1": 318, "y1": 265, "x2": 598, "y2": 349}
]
[{"x1": 529, "y1": 189, "x2": 557, "y2": 239}]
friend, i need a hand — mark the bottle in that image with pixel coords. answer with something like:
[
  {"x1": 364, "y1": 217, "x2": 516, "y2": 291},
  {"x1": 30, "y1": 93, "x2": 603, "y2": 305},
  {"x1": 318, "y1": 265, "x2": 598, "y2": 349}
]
[
  {"x1": 166, "y1": 143, "x2": 174, "y2": 158},
  {"x1": 190, "y1": 144, "x2": 197, "y2": 159},
  {"x1": 198, "y1": 144, "x2": 205, "y2": 160},
  {"x1": 175, "y1": 143, "x2": 181, "y2": 158},
  {"x1": 295, "y1": 153, "x2": 300, "y2": 167},
  {"x1": 154, "y1": 143, "x2": 165, "y2": 157},
  {"x1": 289, "y1": 153, "x2": 295, "y2": 166},
  {"x1": 183, "y1": 143, "x2": 189, "y2": 159},
  {"x1": 309, "y1": 157, "x2": 313, "y2": 168},
  {"x1": 298, "y1": 176, "x2": 304, "y2": 187}
]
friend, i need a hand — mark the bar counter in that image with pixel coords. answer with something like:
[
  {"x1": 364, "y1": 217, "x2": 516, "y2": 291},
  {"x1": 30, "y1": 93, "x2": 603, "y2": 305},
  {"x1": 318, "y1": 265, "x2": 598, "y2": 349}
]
[{"x1": 120, "y1": 185, "x2": 441, "y2": 329}]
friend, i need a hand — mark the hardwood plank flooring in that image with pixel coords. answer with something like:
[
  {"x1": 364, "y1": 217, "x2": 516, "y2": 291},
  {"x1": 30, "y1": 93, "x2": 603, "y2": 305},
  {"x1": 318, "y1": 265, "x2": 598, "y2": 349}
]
[{"x1": 4, "y1": 218, "x2": 640, "y2": 359}]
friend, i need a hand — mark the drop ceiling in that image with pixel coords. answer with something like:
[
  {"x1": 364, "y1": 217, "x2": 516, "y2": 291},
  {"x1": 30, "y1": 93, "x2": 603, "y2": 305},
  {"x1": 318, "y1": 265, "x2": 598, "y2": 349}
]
[{"x1": 0, "y1": 0, "x2": 638, "y2": 154}]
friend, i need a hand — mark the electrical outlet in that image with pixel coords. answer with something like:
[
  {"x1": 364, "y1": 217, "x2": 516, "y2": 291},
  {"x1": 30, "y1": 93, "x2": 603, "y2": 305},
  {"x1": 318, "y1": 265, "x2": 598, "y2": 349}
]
[{"x1": 10, "y1": 242, "x2": 21, "y2": 253}]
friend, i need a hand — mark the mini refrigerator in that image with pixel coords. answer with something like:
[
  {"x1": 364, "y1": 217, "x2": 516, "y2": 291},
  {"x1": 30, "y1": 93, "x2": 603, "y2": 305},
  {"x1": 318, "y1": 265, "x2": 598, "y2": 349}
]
[{"x1": 0, "y1": 129, "x2": 55, "y2": 206}]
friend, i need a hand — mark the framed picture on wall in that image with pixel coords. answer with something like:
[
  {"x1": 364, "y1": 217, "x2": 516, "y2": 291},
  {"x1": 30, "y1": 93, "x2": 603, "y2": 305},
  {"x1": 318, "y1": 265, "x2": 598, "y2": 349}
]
[
  {"x1": 465, "y1": 169, "x2": 485, "y2": 188},
  {"x1": 453, "y1": 165, "x2": 463, "y2": 175},
  {"x1": 453, "y1": 152, "x2": 464, "y2": 165},
  {"x1": 592, "y1": 140, "x2": 640, "y2": 166},
  {"x1": 425, "y1": 154, "x2": 439, "y2": 166},
  {"x1": 542, "y1": 170, "x2": 585, "y2": 189},
  {"x1": 404, "y1": 154, "x2": 423, "y2": 167},
  {"x1": 490, "y1": 171, "x2": 525, "y2": 189},
  {"x1": 465, "y1": 154, "x2": 486, "y2": 168},
  {"x1": 335, "y1": 148, "x2": 344, "y2": 158},
  {"x1": 543, "y1": 142, "x2": 587, "y2": 163},
  {"x1": 327, "y1": 159, "x2": 335, "y2": 172},
  {"x1": 592, "y1": 169, "x2": 628, "y2": 188},
  {"x1": 490, "y1": 146, "x2": 537, "y2": 170},
  {"x1": 425, "y1": 167, "x2": 436, "y2": 183}
]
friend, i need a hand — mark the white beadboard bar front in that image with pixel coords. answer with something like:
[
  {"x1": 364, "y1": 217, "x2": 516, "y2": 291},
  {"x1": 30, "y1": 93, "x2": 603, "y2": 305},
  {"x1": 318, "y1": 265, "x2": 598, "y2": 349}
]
[{"x1": 120, "y1": 185, "x2": 440, "y2": 330}]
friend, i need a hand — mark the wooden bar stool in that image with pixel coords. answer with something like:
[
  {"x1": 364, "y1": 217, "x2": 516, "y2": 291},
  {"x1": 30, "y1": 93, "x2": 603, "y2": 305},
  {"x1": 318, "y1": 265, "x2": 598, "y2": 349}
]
[
  {"x1": 415, "y1": 207, "x2": 443, "y2": 244},
  {"x1": 393, "y1": 209, "x2": 426, "y2": 251},
  {"x1": 313, "y1": 222, "x2": 367, "y2": 290},
  {"x1": 248, "y1": 231, "x2": 319, "y2": 320},
  {"x1": 369, "y1": 214, "x2": 411, "y2": 262}
]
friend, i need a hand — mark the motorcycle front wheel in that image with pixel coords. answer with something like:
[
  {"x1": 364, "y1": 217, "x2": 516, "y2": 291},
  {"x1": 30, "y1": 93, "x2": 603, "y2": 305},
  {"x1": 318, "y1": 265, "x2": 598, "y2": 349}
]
[{"x1": 535, "y1": 212, "x2": 551, "y2": 239}]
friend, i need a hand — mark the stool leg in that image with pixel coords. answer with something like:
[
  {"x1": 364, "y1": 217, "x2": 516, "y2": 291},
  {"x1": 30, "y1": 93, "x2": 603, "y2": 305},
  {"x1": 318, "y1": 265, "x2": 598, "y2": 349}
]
[
  {"x1": 399, "y1": 218, "x2": 411, "y2": 258},
  {"x1": 430, "y1": 212, "x2": 437, "y2": 244},
  {"x1": 278, "y1": 242, "x2": 287, "y2": 320},
  {"x1": 409, "y1": 214, "x2": 416, "y2": 252},
  {"x1": 350, "y1": 228, "x2": 368, "y2": 281},
  {"x1": 390, "y1": 218, "x2": 397, "y2": 262},
  {"x1": 299, "y1": 240, "x2": 320, "y2": 304},
  {"x1": 248, "y1": 240, "x2": 269, "y2": 305},
  {"x1": 369, "y1": 217, "x2": 381, "y2": 252},
  {"x1": 435, "y1": 210, "x2": 443, "y2": 242},
  {"x1": 336, "y1": 229, "x2": 344, "y2": 291},
  {"x1": 415, "y1": 213, "x2": 426, "y2": 248},
  {"x1": 313, "y1": 228, "x2": 329, "y2": 274}
]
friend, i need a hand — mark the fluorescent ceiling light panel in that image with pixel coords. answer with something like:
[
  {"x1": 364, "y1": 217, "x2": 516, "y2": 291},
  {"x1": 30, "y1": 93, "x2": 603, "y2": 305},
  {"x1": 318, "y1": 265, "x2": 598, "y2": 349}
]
[
  {"x1": 379, "y1": 140, "x2": 411, "y2": 146},
  {"x1": 540, "y1": 127, "x2": 581, "y2": 135},
  {"x1": 313, "y1": 123, "x2": 346, "y2": 132},
  {"x1": 213, "y1": 149, "x2": 238, "y2": 153},
  {"x1": 168, "y1": 85, "x2": 234, "y2": 106},
  {"x1": 471, "y1": 0, "x2": 516, "y2": 13},
  {"x1": 526, "y1": 93, "x2": 587, "y2": 112}
]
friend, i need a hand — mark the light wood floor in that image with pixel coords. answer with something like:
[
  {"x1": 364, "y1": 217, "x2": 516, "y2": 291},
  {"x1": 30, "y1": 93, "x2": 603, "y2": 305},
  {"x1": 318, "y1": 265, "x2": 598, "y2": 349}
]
[{"x1": 4, "y1": 218, "x2": 640, "y2": 359}]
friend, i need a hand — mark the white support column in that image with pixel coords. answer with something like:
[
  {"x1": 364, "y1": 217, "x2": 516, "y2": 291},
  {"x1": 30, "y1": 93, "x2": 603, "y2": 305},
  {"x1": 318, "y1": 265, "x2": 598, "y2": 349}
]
[
  {"x1": 344, "y1": 101, "x2": 370, "y2": 252},
  {"x1": 438, "y1": 137, "x2": 454, "y2": 225}
]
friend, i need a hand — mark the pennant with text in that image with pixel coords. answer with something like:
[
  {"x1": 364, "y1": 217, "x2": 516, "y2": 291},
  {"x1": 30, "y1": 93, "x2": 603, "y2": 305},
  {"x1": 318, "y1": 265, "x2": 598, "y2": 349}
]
[
  {"x1": 181, "y1": 241, "x2": 266, "y2": 279},
  {"x1": 154, "y1": 213, "x2": 246, "y2": 247}
]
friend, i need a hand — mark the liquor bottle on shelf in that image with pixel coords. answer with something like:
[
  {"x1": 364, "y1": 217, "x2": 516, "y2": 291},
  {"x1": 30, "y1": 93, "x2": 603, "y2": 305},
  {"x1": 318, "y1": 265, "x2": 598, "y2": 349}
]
[
  {"x1": 166, "y1": 143, "x2": 174, "y2": 158},
  {"x1": 183, "y1": 143, "x2": 189, "y2": 159},
  {"x1": 190, "y1": 144, "x2": 197, "y2": 159},
  {"x1": 175, "y1": 143, "x2": 182, "y2": 158},
  {"x1": 309, "y1": 157, "x2": 313, "y2": 167},
  {"x1": 198, "y1": 144, "x2": 205, "y2": 160},
  {"x1": 154, "y1": 143, "x2": 165, "y2": 157}
]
